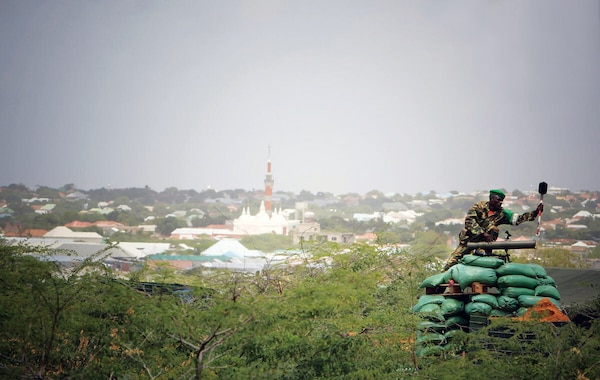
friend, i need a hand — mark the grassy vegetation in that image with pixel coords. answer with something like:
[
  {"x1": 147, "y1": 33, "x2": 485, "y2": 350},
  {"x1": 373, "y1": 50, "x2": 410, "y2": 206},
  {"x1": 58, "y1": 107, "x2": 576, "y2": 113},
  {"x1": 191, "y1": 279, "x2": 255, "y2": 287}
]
[{"x1": 1, "y1": 240, "x2": 599, "y2": 379}]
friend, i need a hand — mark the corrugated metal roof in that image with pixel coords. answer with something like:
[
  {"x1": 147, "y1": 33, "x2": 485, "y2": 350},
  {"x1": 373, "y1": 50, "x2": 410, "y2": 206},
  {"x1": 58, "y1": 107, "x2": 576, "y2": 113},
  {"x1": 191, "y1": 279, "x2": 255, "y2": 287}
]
[{"x1": 56, "y1": 243, "x2": 135, "y2": 259}]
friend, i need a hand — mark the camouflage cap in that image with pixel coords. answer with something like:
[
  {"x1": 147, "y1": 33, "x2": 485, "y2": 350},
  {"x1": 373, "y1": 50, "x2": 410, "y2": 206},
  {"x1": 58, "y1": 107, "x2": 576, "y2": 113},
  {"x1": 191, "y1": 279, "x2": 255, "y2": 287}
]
[{"x1": 490, "y1": 189, "x2": 506, "y2": 200}]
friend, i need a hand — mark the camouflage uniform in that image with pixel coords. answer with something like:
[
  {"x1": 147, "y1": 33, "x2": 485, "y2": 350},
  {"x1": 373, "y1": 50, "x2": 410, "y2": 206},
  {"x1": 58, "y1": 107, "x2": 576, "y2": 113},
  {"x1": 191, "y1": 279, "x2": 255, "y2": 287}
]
[{"x1": 443, "y1": 200, "x2": 537, "y2": 271}]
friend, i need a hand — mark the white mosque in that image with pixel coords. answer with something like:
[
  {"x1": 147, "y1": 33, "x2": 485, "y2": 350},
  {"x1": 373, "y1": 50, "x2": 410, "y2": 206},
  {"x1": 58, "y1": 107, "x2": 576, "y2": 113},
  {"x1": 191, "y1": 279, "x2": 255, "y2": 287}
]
[
  {"x1": 171, "y1": 149, "x2": 317, "y2": 239},
  {"x1": 233, "y1": 202, "x2": 297, "y2": 235},
  {"x1": 232, "y1": 149, "x2": 303, "y2": 236}
]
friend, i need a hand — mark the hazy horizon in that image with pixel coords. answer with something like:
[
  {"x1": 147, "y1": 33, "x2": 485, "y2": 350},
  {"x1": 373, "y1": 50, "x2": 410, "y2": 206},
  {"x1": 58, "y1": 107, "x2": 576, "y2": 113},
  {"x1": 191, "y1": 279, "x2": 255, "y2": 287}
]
[
  {"x1": 1, "y1": 180, "x2": 595, "y2": 197},
  {"x1": 2, "y1": 1, "x2": 599, "y2": 195}
]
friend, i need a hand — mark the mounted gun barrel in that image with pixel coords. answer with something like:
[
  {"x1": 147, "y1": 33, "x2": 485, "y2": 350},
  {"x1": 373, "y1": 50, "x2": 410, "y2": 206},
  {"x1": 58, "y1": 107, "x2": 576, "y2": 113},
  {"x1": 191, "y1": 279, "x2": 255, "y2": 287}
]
[{"x1": 467, "y1": 240, "x2": 536, "y2": 251}]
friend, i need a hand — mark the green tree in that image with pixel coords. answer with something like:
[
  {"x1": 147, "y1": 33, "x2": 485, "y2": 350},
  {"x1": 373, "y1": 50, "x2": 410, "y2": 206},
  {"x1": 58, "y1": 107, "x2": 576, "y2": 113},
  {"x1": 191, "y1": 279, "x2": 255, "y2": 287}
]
[
  {"x1": 29, "y1": 213, "x2": 62, "y2": 230},
  {"x1": 235, "y1": 243, "x2": 434, "y2": 378},
  {"x1": 319, "y1": 215, "x2": 354, "y2": 233},
  {"x1": 155, "y1": 216, "x2": 187, "y2": 236},
  {"x1": 590, "y1": 245, "x2": 600, "y2": 259},
  {"x1": 0, "y1": 242, "x2": 142, "y2": 378},
  {"x1": 157, "y1": 187, "x2": 186, "y2": 204},
  {"x1": 193, "y1": 210, "x2": 228, "y2": 227},
  {"x1": 410, "y1": 230, "x2": 452, "y2": 260},
  {"x1": 35, "y1": 186, "x2": 62, "y2": 200},
  {"x1": 2, "y1": 238, "x2": 600, "y2": 379},
  {"x1": 296, "y1": 190, "x2": 316, "y2": 201},
  {"x1": 114, "y1": 209, "x2": 144, "y2": 226}
]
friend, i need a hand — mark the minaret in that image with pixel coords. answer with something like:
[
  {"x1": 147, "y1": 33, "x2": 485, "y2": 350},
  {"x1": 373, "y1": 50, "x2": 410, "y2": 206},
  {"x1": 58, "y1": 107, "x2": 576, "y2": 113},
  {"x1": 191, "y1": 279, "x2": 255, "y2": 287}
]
[{"x1": 264, "y1": 146, "x2": 274, "y2": 216}]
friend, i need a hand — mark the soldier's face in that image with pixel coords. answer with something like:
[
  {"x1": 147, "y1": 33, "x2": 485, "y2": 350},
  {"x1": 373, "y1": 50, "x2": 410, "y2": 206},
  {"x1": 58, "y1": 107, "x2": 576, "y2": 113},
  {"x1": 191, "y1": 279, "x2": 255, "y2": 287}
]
[{"x1": 489, "y1": 195, "x2": 503, "y2": 211}]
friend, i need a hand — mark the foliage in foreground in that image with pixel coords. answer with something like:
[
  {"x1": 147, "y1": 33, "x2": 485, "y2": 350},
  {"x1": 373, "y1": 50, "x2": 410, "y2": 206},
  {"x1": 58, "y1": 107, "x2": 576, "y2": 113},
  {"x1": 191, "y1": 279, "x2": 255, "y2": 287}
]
[{"x1": 1, "y1": 241, "x2": 599, "y2": 379}]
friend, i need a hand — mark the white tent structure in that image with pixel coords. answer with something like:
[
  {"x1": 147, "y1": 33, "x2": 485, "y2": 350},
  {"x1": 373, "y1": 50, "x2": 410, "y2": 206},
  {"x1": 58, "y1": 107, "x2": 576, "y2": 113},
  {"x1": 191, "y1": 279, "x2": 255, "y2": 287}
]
[{"x1": 201, "y1": 239, "x2": 263, "y2": 258}]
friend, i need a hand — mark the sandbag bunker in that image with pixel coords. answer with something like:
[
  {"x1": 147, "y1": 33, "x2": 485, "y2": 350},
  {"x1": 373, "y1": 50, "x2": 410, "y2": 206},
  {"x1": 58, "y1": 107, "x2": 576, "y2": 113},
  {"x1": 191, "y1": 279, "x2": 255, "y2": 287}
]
[{"x1": 411, "y1": 250, "x2": 569, "y2": 357}]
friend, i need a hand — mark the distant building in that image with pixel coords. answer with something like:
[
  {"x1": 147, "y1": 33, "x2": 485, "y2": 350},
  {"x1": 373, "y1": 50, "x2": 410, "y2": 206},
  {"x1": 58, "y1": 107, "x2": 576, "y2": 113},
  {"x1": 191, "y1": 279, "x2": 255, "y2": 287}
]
[
  {"x1": 233, "y1": 202, "x2": 294, "y2": 235},
  {"x1": 231, "y1": 150, "x2": 306, "y2": 237},
  {"x1": 44, "y1": 226, "x2": 103, "y2": 244}
]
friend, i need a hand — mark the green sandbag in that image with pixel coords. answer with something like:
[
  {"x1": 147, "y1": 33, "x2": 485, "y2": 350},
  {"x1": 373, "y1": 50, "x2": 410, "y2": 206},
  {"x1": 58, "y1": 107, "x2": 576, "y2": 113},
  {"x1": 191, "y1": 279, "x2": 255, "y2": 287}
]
[
  {"x1": 490, "y1": 309, "x2": 512, "y2": 317},
  {"x1": 441, "y1": 298, "x2": 464, "y2": 316},
  {"x1": 535, "y1": 285, "x2": 561, "y2": 300},
  {"x1": 419, "y1": 271, "x2": 452, "y2": 288},
  {"x1": 537, "y1": 275, "x2": 556, "y2": 286},
  {"x1": 411, "y1": 295, "x2": 445, "y2": 312},
  {"x1": 516, "y1": 307, "x2": 528, "y2": 317},
  {"x1": 418, "y1": 303, "x2": 444, "y2": 321},
  {"x1": 449, "y1": 264, "x2": 498, "y2": 289},
  {"x1": 471, "y1": 294, "x2": 499, "y2": 308},
  {"x1": 418, "y1": 321, "x2": 446, "y2": 333},
  {"x1": 497, "y1": 274, "x2": 539, "y2": 289},
  {"x1": 465, "y1": 302, "x2": 492, "y2": 316},
  {"x1": 497, "y1": 295, "x2": 519, "y2": 311},
  {"x1": 526, "y1": 263, "x2": 547, "y2": 277},
  {"x1": 496, "y1": 262, "x2": 547, "y2": 278},
  {"x1": 501, "y1": 286, "x2": 536, "y2": 298},
  {"x1": 460, "y1": 254, "x2": 505, "y2": 269},
  {"x1": 445, "y1": 315, "x2": 468, "y2": 328},
  {"x1": 517, "y1": 295, "x2": 561, "y2": 308}
]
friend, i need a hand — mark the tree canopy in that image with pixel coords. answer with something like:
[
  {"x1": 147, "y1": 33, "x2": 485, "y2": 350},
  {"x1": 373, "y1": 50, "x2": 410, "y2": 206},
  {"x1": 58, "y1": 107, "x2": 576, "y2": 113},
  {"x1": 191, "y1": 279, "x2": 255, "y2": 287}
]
[{"x1": 1, "y1": 240, "x2": 599, "y2": 379}]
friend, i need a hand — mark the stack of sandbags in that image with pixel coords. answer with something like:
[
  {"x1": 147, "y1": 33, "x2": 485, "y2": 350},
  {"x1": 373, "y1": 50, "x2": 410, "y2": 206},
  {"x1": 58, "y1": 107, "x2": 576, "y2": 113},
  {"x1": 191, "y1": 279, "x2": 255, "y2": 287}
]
[
  {"x1": 412, "y1": 255, "x2": 566, "y2": 355},
  {"x1": 495, "y1": 262, "x2": 561, "y2": 317},
  {"x1": 410, "y1": 294, "x2": 467, "y2": 356},
  {"x1": 447, "y1": 256, "x2": 563, "y2": 318},
  {"x1": 450, "y1": 256, "x2": 508, "y2": 319}
]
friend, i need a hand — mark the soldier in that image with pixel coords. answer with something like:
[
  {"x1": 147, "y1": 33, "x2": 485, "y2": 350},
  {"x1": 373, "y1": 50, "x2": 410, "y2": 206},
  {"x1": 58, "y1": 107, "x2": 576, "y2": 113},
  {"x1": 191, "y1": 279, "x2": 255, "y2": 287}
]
[{"x1": 443, "y1": 189, "x2": 543, "y2": 271}]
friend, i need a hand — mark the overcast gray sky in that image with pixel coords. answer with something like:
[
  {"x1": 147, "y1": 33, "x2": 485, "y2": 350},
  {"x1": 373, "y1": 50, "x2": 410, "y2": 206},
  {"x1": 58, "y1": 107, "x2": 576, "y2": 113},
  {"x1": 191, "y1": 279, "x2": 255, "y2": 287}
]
[{"x1": 1, "y1": 1, "x2": 599, "y2": 195}]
